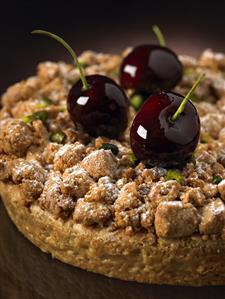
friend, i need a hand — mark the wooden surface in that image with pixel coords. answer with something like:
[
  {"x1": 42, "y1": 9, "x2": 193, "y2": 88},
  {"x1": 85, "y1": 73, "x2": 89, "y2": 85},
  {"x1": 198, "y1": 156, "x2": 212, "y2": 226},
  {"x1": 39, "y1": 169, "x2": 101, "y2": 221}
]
[{"x1": 0, "y1": 200, "x2": 225, "y2": 299}]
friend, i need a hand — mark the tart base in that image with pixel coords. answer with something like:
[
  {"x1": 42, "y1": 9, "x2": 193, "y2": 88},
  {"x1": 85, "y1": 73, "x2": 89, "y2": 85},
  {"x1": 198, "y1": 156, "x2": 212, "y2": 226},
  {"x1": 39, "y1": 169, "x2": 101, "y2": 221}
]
[{"x1": 1, "y1": 181, "x2": 225, "y2": 286}]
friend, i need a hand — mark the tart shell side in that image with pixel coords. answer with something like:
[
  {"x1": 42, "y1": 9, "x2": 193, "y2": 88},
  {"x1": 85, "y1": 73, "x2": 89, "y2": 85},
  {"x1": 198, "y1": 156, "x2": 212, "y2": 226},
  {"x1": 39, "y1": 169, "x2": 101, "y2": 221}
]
[{"x1": 1, "y1": 181, "x2": 225, "y2": 286}]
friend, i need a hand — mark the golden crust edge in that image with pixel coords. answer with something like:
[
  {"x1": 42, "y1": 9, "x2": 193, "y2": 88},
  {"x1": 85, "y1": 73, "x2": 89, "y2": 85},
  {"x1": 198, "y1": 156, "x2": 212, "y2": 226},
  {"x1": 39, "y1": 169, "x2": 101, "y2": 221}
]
[{"x1": 1, "y1": 181, "x2": 225, "y2": 286}]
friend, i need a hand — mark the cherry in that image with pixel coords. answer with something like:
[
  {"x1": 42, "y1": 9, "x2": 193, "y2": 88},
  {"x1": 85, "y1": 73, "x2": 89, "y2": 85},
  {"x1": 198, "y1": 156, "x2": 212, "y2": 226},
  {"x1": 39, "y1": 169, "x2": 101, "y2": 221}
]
[
  {"x1": 32, "y1": 30, "x2": 128, "y2": 139},
  {"x1": 120, "y1": 26, "x2": 183, "y2": 94},
  {"x1": 130, "y1": 74, "x2": 204, "y2": 168},
  {"x1": 67, "y1": 75, "x2": 128, "y2": 138}
]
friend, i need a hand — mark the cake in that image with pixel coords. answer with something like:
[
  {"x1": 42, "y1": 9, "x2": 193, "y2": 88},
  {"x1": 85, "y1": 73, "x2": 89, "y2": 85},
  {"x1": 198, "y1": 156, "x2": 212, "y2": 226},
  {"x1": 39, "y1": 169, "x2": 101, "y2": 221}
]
[{"x1": 1, "y1": 47, "x2": 225, "y2": 286}]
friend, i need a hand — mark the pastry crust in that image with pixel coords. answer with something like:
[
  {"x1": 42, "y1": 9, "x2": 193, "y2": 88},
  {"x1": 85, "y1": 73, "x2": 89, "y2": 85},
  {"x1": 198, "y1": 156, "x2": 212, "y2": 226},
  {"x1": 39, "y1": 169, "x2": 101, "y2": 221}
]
[{"x1": 1, "y1": 181, "x2": 225, "y2": 286}]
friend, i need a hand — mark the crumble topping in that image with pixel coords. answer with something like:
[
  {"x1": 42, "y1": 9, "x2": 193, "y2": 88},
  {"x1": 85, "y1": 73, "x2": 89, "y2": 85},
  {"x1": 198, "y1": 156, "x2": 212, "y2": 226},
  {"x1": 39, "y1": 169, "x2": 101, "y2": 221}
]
[
  {"x1": 0, "y1": 119, "x2": 34, "y2": 156},
  {"x1": 155, "y1": 201, "x2": 199, "y2": 238},
  {"x1": 81, "y1": 149, "x2": 118, "y2": 179},
  {"x1": 61, "y1": 166, "x2": 93, "y2": 198},
  {"x1": 199, "y1": 199, "x2": 225, "y2": 235},
  {"x1": 73, "y1": 198, "x2": 112, "y2": 226},
  {"x1": 1, "y1": 49, "x2": 225, "y2": 239},
  {"x1": 53, "y1": 143, "x2": 85, "y2": 172},
  {"x1": 38, "y1": 171, "x2": 75, "y2": 218},
  {"x1": 84, "y1": 176, "x2": 119, "y2": 204}
]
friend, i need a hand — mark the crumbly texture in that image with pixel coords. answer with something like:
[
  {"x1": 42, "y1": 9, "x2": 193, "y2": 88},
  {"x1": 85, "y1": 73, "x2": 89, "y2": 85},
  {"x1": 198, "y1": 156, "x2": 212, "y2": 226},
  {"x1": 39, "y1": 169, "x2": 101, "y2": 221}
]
[{"x1": 1, "y1": 49, "x2": 225, "y2": 285}]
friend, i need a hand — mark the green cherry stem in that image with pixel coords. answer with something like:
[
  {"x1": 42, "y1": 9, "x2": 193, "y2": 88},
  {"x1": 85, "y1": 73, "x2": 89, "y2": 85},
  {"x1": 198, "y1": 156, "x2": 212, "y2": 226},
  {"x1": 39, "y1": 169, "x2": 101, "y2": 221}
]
[
  {"x1": 152, "y1": 25, "x2": 166, "y2": 47},
  {"x1": 171, "y1": 73, "x2": 205, "y2": 122},
  {"x1": 32, "y1": 30, "x2": 90, "y2": 90}
]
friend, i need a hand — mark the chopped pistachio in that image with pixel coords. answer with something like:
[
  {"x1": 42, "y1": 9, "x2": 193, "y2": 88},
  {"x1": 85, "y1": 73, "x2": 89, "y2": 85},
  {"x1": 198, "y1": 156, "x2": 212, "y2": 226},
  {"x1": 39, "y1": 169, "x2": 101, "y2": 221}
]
[
  {"x1": 130, "y1": 95, "x2": 143, "y2": 111},
  {"x1": 201, "y1": 132, "x2": 213, "y2": 144},
  {"x1": 99, "y1": 143, "x2": 119, "y2": 156},
  {"x1": 190, "y1": 154, "x2": 196, "y2": 166},
  {"x1": 212, "y1": 175, "x2": 223, "y2": 185},
  {"x1": 166, "y1": 169, "x2": 184, "y2": 184},
  {"x1": 79, "y1": 60, "x2": 88, "y2": 68},
  {"x1": 36, "y1": 103, "x2": 47, "y2": 109},
  {"x1": 23, "y1": 110, "x2": 49, "y2": 124},
  {"x1": 58, "y1": 107, "x2": 66, "y2": 112},
  {"x1": 190, "y1": 93, "x2": 201, "y2": 102},
  {"x1": 112, "y1": 67, "x2": 119, "y2": 78},
  {"x1": 36, "y1": 96, "x2": 53, "y2": 108},
  {"x1": 128, "y1": 152, "x2": 138, "y2": 166},
  {"x1": 67, "y1": 79, "x2": 76, "y2": 85},
  {"x1": 184, "y1": 67, "x2": 195, "y2": 76},
  {"x1": 50, "y1": 132, "x2": 66, "y2": 144},
  {"x1": 23, "y1": 115, "x2": 33, "y2": 124}
]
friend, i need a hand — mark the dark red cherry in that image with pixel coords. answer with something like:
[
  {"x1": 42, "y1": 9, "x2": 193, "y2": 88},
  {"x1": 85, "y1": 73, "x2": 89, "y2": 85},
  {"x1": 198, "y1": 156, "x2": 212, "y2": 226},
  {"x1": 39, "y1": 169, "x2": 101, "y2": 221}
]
[
  {"x1": 67, "y1": 74, "x2": 128, "y2": 138},
  {"x1": 130, "y1": 91, "x2": 200, "y2": 168},
  {"x1": 32, "y1": 30, "x2": 128, "y2": 139},
  {"x1": 120, "y1": 45, "x2": 183, "y2": 93}
]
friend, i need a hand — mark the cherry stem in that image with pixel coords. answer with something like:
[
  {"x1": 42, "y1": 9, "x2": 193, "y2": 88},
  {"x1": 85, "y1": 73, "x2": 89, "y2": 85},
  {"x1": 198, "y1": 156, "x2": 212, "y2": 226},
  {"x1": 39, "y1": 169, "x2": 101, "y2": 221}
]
[
  {"x1": 32, "y1": 30, "x2": 90, "y2": 90},
  {"x1": 152, "y1": 25, "x2": 166, "y2": 47},
  {"x1": 171, "y1": 73, "x2": 205, "y2": 122}
]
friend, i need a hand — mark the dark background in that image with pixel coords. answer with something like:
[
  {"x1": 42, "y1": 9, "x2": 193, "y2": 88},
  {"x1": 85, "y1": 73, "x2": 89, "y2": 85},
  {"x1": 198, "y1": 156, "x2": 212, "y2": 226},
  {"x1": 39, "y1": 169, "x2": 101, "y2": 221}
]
[{"x1": 1, "y1": 0, "x2": 225, "y2": 95}]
